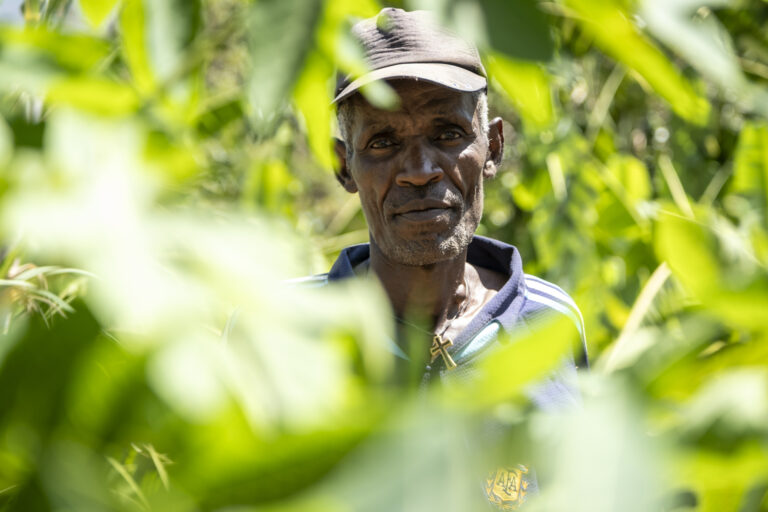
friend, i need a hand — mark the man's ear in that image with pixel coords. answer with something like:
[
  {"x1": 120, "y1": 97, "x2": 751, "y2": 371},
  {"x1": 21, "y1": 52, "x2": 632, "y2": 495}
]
[
  {"x1": 334, "y1": 138, "x2": 358, "y2": 193},
  {"x1": 483, "y1": 117, "x2": 504, "y2": 179}
]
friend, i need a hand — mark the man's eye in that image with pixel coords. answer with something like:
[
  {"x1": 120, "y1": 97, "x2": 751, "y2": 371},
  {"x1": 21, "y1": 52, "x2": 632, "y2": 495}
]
[
  {"x1": 436, "y1": 129, "x2": 462, "y2": 141},
  {"x1": 369, "y1": 138, "x2": 395, "y2": 149}
]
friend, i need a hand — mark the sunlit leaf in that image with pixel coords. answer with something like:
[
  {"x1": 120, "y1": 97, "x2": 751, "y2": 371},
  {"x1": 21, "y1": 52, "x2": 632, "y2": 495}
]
[
  {"x1": 640, "y1": 0, "x2": 768, "y2": 118},
  {"x1": 0, "y1": 279, "x2": 35, "y2": 288},
  {"x1": 530, "y1": 378, "x2": 662, "y2": 512},
  {"x1": 118, "y1": 0, "x2": 155, "y2": 93},
  {"x1": 444, "y1": 314, "x2": 578, "y2": 408},
  {"x1": 672, "y1": 443, "x2": 768, "y2": 512},
  {"x1": 510, "y1": 169, "x2": 552, "y2": 211},
  {"x1": 28, "y1": 288, "x2": 74, "y2": 315},
  {"x1": 243, "y1": 158, "x2": 295, "y2": 213},
  {"x1": 566, "y1": 0, "x2": 710, "y2": 124},
  {"x1": 78, "y1": 0, "x2": 121, "y2": 29},
  {"x1": 0, "y1": 26, "x2": 111, "y2": 72},
  {"x1": 606, "y1": 155, "x2": 651, "y2": 206},
  {"x1": 46, "y1": 76, "x2": 140, "y2": 116},
  {"x1": 107, "y1": 457, "x2": 150, "y2": 510},
  {"x1": 655, "y1": 212, "x2": 768, "y2": 330},
  {"x1": 144, "y1": 129, "x2": 200, "y2": 183},
  {"x1": 247, "y1": 0, "x2": 322, "y2": 130},
  {"x1": 316, "y1": 0, "x2": 381, "y2": 63},
  {"x1": 646, "y1": 328, "x2": 768, "y2": 403},
  {"x1": 293, "y1": 50, "x2": 335, "y2": 171},
  {"x1": 144, "y1": 0, "x2": 200, "y2": 82},
  {"x1": 484, "y1": 50, "x2": 554, "y2": 129},
  {"x1": 682, "y1": 369, "x2": 768, "y2": 437},
  {"x1": 408, "y1": 0, "x2": 553, "y2": 61},
  {"x1": 731, "y1": 121, "x2": 768, "y2": 222}
]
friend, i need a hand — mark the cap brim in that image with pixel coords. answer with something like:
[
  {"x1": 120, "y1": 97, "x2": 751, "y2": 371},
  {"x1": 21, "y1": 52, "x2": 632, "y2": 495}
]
[{"x1": 332, "y1": 62, "x2": 487, "y2": 104}]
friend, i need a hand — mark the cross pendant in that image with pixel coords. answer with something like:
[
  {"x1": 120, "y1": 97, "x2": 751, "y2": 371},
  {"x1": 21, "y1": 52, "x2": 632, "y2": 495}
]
[{"x1": 430, "y1": 334, "x2": 457, "y2": 369}]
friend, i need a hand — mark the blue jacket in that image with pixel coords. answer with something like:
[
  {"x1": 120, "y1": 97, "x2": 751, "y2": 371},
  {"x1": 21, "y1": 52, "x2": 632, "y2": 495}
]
[
  {"x1": 301, "y1": 236, "x2": 587, "y2": 509},
  {"x1": 321, "y1": 235, "x2": 587, "y2": 390}
]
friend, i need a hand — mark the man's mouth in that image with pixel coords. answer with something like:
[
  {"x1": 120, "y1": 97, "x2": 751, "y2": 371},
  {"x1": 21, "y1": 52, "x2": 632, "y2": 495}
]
[{"x1": 391, "y1": 199, "x2": 454, "y2": 222}]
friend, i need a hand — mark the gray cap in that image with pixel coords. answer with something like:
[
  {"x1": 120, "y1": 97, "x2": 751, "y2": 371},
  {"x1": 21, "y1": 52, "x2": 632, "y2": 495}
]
[{"x1": 333, "y1": 8, "x2": 487, "y2": 104}]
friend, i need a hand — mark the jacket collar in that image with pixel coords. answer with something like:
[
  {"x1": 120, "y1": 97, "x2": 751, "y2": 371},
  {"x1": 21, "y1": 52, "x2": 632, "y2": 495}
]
[{"x1": 327, "y1": 236, "x2": 528, "y2": 344}]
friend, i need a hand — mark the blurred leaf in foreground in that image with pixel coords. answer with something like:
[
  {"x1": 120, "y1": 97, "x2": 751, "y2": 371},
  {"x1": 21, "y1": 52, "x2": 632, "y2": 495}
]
[
  {"x1": 655, "y1": 211, "x2": 768, "y2": 331},
  {"x1": 248, "y1": 0, "x2": 323, "y2": 130},
  {"x1": 78, "y1": 0, "x2": 121, "y2": 29},
  {"x1": 529, "y1": 376, "x2": 662, "y2": 512}
]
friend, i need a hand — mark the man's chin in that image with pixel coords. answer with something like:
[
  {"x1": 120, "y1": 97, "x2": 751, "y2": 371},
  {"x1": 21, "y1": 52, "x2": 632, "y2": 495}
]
[{"x1": 378, "y1": 232, "x2": 473, "y2": 266}]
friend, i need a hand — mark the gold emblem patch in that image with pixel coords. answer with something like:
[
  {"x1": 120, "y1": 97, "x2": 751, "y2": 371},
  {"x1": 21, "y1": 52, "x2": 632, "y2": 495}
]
[{"x1": 485, "y1": 466, "x2": 529, "y2": 510}]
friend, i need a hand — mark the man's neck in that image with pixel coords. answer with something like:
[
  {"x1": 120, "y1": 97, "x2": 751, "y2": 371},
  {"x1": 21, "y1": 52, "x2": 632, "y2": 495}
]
[{"x1": 368, "y1": 240, "x2": 469, "y2": 330}]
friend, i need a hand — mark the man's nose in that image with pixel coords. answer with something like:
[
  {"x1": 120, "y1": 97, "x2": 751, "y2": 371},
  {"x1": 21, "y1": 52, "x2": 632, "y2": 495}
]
[{"x1": 395, "y1": 142, "x2": 443, "y2": 187}]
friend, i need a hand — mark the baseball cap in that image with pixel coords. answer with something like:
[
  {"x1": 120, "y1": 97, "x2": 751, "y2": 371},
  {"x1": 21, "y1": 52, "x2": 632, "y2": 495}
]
[{"x1": 333, "y1": 8, "x2": 487, "y2": 104}]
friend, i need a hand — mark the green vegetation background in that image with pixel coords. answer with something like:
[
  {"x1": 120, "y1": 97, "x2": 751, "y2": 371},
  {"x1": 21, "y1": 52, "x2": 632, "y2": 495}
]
[{"x1": 1, "y1": 0, "x2": 768, "y2": 510}]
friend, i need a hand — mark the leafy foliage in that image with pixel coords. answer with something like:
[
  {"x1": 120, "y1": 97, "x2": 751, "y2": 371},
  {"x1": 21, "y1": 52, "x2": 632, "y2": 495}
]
[{"x1": 0, "y1": 0, "x2": 767, "y2": 510}]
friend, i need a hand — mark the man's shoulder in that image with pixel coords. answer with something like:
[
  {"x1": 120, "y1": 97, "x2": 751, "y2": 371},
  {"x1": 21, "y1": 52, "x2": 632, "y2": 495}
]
[
  {"x1": 522, "y1": 275, "x2": 583, "y2": 328},
  {"x1": 519, "y1": 273, "x2": 588, "y2": 366}
]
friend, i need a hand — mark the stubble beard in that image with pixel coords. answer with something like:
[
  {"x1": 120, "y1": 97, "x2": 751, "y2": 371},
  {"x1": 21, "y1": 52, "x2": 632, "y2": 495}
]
[{"x1": 377, "y1": 192, "x2": 483, "y2": 267}]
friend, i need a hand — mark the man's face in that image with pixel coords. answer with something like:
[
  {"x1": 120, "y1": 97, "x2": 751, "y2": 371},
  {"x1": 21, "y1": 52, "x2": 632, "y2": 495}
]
[{"x1": 336, "y1": 80, "x2": 502, "y2": 266}]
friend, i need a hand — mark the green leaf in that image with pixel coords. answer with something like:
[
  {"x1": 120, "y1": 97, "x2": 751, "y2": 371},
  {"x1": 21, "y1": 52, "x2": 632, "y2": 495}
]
[
  {"x1": 9, "y1": 265, "x2": 59, "y2": 281},
  {"x1": 144, "y1": 129, "x2": 200, "y2": 183},
  {"x1": 0, "y1": 114, "x2": 12, "y2": 168},
  {"x1": 655, "y1": 212, "x2": 768, "y2": 330},
  {"x1": 683, "y1": 369, "x2": 768, "y2": 437},
  {"x1": 317, "y1": 0, "x2": 381, "y2": 61},
  {"x1": 409, "y1": 0, "x2": 553, "y2": 61},
  {"x1": 0, "y1": 26, "x2": 111, "y2": 72},
  {"x1": 145, "y1": 444, "x2": 170, "y2": 490},
  {"x1": 293, "y1": 50, "x2": 335, "y2": 171},
  {"x1": 566, "y1": 0, "x2": 710, "y2": 125},
  {"x1": 511, "y1": 167, "x2": 553, "y2": 211},
  {"x1": 484, "y1": 50, "x2": 554, "y2": 129},
  {"x1": 672, "y1": 443, "x2": 768, "y2": 512},
  {"x1": 247, "y1": 0, "x2": 323, "y2": 130},
  {"x1": 118, "y1": 0, "x2": 201, "y2": 93},
  {"x1": 107, "y1": 457, "x2": 150, "y2": 510},
  {"x1": 731, "y1": 121, "x2": 768, "y2": 220},
  {"x1": 639, "y1": 0, "x2": 768, "y2": 118},
  {"x1": 0, "y1": 279, "x2": 35, "y2": 289},
  {"x1": 29, "y1": 288, "x2": 75, "y2": 315},
  {"x1": 143, "y1": 0, "x2": 200, "y2": 82},
  {"x1": 46, "y1": 76, "x2": 140, "y2": 116},
  {"x1": 443, "y1": 314, "x2": 578, "y2": 408},
  {"x1": 118, "y1": 0, "x2": 155, "y2": 93},
  {"x1": 78, "y1": 0, "x2": 121, "y2": 29},
  {"x1": 244, "y1": 159, "x2": 296, "y2": 213},
  {"x1": 478, "y1": 0, "x2": 553, "y2": 61},
  {"x1": 606, "y1": 155, "x2": 651, "y2": 206}
]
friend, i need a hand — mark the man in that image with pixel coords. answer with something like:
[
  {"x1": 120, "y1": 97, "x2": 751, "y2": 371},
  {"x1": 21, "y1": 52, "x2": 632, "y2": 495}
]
[
  {"x1": 318, "y1": 8, "x2": 586, "y2": 377},
  {"x1": 307, "y1": 8, "x2": 587, "y2": 508}
]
